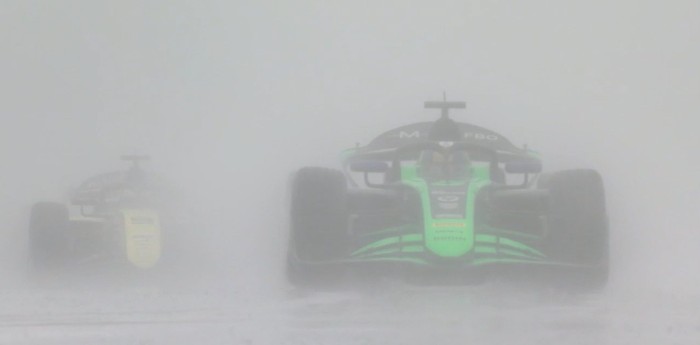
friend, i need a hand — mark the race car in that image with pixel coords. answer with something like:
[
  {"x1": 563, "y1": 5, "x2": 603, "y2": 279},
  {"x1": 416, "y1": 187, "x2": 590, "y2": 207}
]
[
  {"x1": 28, "y1": 156, "x2": 174, "y2": 272},
  {"x1": 286, "y1": 100, "x2": 609, "y2": 287}
]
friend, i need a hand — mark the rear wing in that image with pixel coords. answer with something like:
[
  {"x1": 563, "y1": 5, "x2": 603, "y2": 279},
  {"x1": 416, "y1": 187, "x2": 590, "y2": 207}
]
[
  {"x1": 424, "y1": 100, "x2": 466, "y2": 119},
  {"x1": 424, "y1": 101, "x2": 466, "y2": 109}
]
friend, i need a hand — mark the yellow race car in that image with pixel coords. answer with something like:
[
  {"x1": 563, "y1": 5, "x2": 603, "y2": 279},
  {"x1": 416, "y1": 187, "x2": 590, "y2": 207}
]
[{"x1": 29, "y1": 156, "x2": 174, "y2": 272}]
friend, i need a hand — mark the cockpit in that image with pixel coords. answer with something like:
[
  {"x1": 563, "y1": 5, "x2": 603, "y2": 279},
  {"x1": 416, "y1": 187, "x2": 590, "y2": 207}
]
[{"x1": 417, "y1": 150, "x2": 472, "y2": 181}]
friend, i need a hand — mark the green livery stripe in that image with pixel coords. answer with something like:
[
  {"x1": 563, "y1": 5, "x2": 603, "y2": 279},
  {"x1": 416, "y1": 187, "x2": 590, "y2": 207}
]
[
  {"x1": 353, "y1": 244, "x2": 426, "y2": 260},
  {"x1": 402, "y1": 233, "x2": 422, "y2": 243},
  {"x1": 474, "y1": 247, "x2": 544, "y2": 260},
  {"x1": 475, "y1": 234, "x2": 545, "y2": 257},
  {"x1": 351, "y1": 237, "x2": 399, "y2": 256},
  {"x1": 351, "y1": 233, "x2": 424, "y2": 257},
  {"x1": 358, "y1": 248, "x2": 400, "y2": 258},
  {"x1": 401, "y1": 165, "x2": 419, "y2": 179}
]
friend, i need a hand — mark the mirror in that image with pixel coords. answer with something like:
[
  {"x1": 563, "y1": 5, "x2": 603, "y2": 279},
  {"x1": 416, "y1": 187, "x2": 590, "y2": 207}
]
[
  {"x1": 350, "y1": 160, "x2": 389, "y2": 173},
  {"x1": 505, "y1": 160, "x2": 542, "y2": 174}
]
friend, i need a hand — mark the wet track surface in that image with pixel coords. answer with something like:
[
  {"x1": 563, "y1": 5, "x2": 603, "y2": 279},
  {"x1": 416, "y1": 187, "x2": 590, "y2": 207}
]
[{"x1": 2, "y1": 280, "x2": 699, "y2": 345}]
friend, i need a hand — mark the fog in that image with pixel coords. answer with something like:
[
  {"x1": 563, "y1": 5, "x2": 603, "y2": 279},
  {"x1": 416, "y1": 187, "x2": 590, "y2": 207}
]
[{"x1": 1, "y1": 1, "x2": 699, "y2": 344}]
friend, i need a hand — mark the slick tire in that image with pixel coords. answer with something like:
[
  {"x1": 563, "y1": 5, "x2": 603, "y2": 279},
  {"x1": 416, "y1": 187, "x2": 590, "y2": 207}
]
[
  {"x1": 287, "y1": 167, "x2": 348, "y2": 285},
  {"x1": 539, "y1": 169, "x2": 609, "y2": 288},
  {"x1": 28, "y1": 202, "x2": 72, "y2": 271}
]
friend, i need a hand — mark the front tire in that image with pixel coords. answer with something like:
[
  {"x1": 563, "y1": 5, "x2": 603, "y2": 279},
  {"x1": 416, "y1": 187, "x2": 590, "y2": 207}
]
[
  {"x1": 287, "y1": 167, "x2": 348, "y2": 285},
  {"x1": 29, "y1": 202, "x2": 72, "y2": 271},
  {"x1": 539, "y1": 169, "x2": 609, "y2": 288}
]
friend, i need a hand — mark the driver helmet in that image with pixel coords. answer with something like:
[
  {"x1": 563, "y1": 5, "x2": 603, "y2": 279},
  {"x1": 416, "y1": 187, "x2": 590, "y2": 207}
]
[{"x1": 419, "y1": 151, "x2": 471, "y2": 179}]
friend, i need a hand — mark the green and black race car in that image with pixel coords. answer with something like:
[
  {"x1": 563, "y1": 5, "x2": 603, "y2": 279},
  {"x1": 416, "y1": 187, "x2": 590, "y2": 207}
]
[
  {"x1": 28, "y1": 156, "x2": 178, "y2": 273},
  {"x1": 287, "y1": 100, "x2": 608, "y2": 287}
]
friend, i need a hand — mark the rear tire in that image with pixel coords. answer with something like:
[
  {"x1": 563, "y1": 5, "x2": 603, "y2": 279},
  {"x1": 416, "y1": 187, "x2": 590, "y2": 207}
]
[
  {"x1": 29, "y1": 202, "x2": 72, "y2": 271},
  {"x1": 539, "y1": 169, "x2": 609, "y2": 288},
  {"x1": 287, "y1": 167, "x2": 348, "y2": 286}
]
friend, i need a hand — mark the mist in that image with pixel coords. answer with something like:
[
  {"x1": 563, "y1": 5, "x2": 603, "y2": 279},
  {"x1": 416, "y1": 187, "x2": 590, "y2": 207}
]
[{"x1": 1, "y1": 1, "x2": 699, "y2": 344}]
